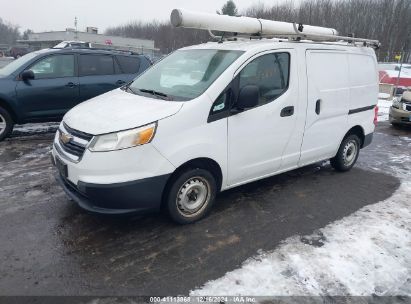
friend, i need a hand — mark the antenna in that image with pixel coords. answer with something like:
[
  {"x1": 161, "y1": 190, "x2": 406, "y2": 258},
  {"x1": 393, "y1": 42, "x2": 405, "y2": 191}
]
[{"x1": 171, "y1": 9, "x2": 380, "y2": 48}]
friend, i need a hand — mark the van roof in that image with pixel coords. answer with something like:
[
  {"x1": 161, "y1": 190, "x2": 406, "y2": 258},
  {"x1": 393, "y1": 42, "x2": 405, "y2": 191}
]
[{"x1": 181, "y1": 39, "x2": 376, "y2": 53}]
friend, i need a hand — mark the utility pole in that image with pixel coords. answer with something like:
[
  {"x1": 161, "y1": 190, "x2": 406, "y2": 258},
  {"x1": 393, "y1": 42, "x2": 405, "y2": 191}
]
[
  {"x1": 394, "y1": 50, "x2": 404, "y2": 96},
  {"x1": 74, "y1": 17, "x2": 78, "y2": 41}
]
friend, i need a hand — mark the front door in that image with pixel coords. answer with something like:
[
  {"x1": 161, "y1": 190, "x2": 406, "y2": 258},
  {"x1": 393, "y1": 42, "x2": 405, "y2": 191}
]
[
  {"x1": 16, "y1": 54, "x2": 79, "y2": 120},
  {"x1": 227, "y1": 50, "x2": 300, "y2": 186}
]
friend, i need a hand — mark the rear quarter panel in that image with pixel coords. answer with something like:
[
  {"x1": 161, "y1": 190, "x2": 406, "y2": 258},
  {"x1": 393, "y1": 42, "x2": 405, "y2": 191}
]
[{"x1": 347, "y1": 50, "x2": 378, "y2": 136}]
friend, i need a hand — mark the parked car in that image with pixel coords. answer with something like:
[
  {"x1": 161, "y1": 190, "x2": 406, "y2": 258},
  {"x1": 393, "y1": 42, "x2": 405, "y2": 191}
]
[
  {"x1": 0, "y1": 48, "x2": 152, "y2": 141},
  {"x1": 390, "y1": 91, "x2": 411, "y2": 126},
  {"x1": 7, "y1": 46, "x2": 31, "y2": 59},
  {"x1": 52, "y1": 39, "x2": 378, "y2": 224},
  {"x1": 54, "y1": 41, "x2": 92, "y2": 49}
]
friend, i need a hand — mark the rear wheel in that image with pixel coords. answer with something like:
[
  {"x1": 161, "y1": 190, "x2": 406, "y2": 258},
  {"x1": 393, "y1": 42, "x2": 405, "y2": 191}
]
[
  {"x1": 0, "y1": 106, "x2": 14, "y2": 142},
  {"x1": 165, "y1": 168, "x2": 217, "y2": 224},
  {"x1": 330, "y1": 134, "x2": 360, "y2": 172}
]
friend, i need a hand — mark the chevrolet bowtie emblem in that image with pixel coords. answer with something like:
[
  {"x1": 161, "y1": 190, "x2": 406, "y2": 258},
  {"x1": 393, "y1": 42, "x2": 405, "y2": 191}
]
[{"x1": 60, "y1": 132, "x2": 73, "y2": 144}]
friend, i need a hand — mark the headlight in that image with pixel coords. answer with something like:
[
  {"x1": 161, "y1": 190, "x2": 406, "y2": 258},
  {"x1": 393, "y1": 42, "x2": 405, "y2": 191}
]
[
  {"x1": 392, "y1": 98, "x2": 401, "y2": 109},
  {"x1": 89, "y1": 123, "x2": 156, "y2": 152}
]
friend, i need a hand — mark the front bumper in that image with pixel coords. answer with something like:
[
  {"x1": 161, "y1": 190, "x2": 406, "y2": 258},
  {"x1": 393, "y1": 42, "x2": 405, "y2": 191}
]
[
  {"x1": 52, "y1": 132, "x2": 176, "y2": 213},
  {"x1": 389, "y1": 106, "x2": 411, "y2": 125},
  {"x1": 56, "y1": 173, "x2": 170, "y2": 214}
]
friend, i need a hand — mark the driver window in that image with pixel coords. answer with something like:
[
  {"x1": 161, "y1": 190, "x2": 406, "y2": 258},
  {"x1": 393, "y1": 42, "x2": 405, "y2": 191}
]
[
  {"x1": 239, "y1": 52, "x2": 290, "y2": 106},
  {"x1": 30, "y1": 55, "x2": 75, "y2": 79}
]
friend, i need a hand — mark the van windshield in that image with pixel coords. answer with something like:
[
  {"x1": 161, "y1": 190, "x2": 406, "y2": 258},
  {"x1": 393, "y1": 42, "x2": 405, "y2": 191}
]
[
  {"x1": 0, "y1": 52, "x2": 38, "y2": 77},
  {"x1": 128, "y1": 49, "x2": 244, "y2": 101}
]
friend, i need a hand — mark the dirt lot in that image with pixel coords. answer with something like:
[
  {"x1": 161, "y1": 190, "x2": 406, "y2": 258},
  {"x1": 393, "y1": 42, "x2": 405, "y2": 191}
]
[{"x1": 0, "y1": 122, "x2": 409, "y2": 296}]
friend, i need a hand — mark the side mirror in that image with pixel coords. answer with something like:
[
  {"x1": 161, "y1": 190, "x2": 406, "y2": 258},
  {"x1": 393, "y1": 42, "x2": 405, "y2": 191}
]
[
  {"x1": 236, "y1": 85, "x2": 259, "y2": 110},
  {"x1": 21, "y1": 70, "x2": 35, "y2": 81}
]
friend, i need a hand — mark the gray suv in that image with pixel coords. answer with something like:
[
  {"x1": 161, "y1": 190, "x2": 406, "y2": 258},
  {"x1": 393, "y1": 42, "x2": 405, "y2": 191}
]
[{"x1": 0, "y1": 48, "x2": 152, "y2": 141}]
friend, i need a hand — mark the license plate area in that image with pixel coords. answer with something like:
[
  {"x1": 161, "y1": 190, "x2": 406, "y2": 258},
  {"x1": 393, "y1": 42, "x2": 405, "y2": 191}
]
[{"x1": 55, "y1": 156, "x2": 68, "y2": 178}]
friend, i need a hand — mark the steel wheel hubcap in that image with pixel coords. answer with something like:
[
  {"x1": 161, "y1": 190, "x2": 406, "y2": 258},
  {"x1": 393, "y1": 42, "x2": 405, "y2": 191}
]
[
  {"x1": 0, "y1": 114, "x2": 6, "y2": 135},
  {"x1": 343, "y1": 140, "x2": 358, "y2": 166},
  {"x1": 176, "y1": 177, "x2": 210, "y2": 216}
]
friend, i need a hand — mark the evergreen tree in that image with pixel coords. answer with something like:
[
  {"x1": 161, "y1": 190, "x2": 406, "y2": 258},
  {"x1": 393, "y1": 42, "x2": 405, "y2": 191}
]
[{"x1": 217, "y1": 0, "x2": 238, "y2": 16}]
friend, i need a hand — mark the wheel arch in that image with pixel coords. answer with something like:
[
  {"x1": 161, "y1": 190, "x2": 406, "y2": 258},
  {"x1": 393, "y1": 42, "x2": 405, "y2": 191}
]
[
  {"x1": 0, "y1": 98, "x2": 18, "y2": 123},
  {"x1": 344, "y1": 125, "x2": 365, "y2": 148},
  {"x1": 161, "y1": 157, "x2": 223, "y2": 208}
]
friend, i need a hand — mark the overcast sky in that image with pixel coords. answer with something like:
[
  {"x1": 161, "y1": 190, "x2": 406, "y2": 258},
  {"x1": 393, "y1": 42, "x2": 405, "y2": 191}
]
[{"x1": 0, "y1": 0, "x2": 277, "y2": 33}]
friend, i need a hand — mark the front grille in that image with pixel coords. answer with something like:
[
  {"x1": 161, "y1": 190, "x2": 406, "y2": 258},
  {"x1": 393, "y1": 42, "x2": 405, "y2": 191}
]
[
  {"x1": 57, "y1": 123, "x2": 93, "y2": 162},
  {"x1": 60, "y1": 141, "x2": 86, "y2": 157},
  {"x1": 63, "y1": 122, "x2": 93, "y2": 141}
]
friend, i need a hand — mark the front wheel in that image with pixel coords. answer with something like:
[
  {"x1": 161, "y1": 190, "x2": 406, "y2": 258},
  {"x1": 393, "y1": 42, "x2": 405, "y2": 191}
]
[
  {"x1": 0, "y1": 106, "x2": 14, "y2": 142},
  {"x1": 330, "y1": 134, "x2": 360, "y2": 172},
  {"x1": 165, "y1": 168, "x2": 217, "y2": 224}
]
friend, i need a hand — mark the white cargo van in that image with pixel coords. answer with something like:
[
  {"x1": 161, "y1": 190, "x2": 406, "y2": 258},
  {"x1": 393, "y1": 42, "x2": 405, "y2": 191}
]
[{"x1": 52, "y1": 10, "x2": 379, "y2": 223}]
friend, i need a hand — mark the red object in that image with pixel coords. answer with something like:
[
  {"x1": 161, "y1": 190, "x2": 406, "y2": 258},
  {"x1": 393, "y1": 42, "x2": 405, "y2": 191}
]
[
  {"x1": 379, "y1": 70, "x2": 411, "y2": 87},
  {"x1": 105, "y1": 39, "x2": 113, "y2": 45},
  {"x1": 374, "y1": 105, "x2": 378, "y2": 126}
]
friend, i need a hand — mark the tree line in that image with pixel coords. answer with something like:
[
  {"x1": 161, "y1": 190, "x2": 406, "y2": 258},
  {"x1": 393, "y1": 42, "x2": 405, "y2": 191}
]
[
  {"x1": 106, "y1": 0, "x2": 411, "y2": 62},
  {"x1": 0, "y1": 18, "x2": 33, "y2": 46},
  {"x1": 0, "y1": 18, "x2": 20, "y2": 45}
]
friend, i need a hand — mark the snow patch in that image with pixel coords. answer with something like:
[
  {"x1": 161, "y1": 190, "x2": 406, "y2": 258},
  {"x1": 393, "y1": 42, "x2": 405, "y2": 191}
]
[
  {"x1": 12, "y1": 122, "x2": 59, "y2": 136},
  {"x1": 191, "y1": 127, "x2": 411, "y2": 297},
  {"x1": 191, "y1": 183, "x2": 411, "y2": 296}
]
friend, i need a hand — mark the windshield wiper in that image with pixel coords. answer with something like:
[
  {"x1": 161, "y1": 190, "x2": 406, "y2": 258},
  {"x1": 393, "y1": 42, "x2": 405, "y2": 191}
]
[
  {"x1": 122, "y1": 83, "x2": 137, "y2": 95},
  {"x1": 138, "y1": 88, "x2": 172, "y2": 100}
]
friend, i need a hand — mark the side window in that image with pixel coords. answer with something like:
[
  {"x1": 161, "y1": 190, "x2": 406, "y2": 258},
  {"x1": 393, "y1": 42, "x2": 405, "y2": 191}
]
[
  {"x1": 79, "y1": 55, "x2": 114, "y2": 76},
  {"x1": 30, "y1": 55, "x2": 75, "y2": 79},
  {"x1": 239, "y1": 52, "x2": 290, "y2": 106},
  {"x1": 116, "y1": 56, "x2": 141, "y2": 74},
  {"x1": 211, "y1": 90, "x2": 230, "y2": 114}
]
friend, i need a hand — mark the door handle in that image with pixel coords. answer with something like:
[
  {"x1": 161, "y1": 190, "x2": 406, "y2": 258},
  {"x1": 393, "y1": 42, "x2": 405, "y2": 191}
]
[
  {"x1": 315, "y1": 99, "x2": 321, "y2": 115},
  {"x1": 280, "y1": 106, "x2": 294, "y2": 117},
  {"x1": 116, "y1": 80, "x2": 126, "y2": 86},
  {"x1": 65, "y1": 82, "x2": 78, "y2": 88}
]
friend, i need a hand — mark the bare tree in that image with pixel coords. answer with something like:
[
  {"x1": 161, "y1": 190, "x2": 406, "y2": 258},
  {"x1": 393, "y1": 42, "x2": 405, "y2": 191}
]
[{"x1": 0, "y1": 18, "x2": 20, "y2": 45}]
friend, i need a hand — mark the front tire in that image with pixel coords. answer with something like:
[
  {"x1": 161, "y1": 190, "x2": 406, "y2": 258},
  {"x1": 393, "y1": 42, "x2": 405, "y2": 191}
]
[
  {"x1": 0, "y1": 106, "x2": 14, "y2": 142},
  {"x1": 165, "y1": 168, "x2": 217, "y2": 224},
  {"x1": 330, "y1": 134, "x2": 360, "y2": 172}
]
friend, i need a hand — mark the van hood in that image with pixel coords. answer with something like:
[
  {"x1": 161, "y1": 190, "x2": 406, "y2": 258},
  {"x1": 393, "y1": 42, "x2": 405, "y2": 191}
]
[{"x1": 63, "y1": 89, "x2": 183, "y2": 135}]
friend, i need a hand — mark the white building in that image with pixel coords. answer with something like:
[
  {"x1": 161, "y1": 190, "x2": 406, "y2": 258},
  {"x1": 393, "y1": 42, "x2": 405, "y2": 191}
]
[{"x1": 18, "y1": 28, "x2": 157, "y2": 55}]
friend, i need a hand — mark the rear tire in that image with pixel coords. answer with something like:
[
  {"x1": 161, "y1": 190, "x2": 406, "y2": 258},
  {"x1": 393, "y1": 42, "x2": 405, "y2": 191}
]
[
  {"x1": 165, "y1": 168, "x2": 217, "y2": 224},
  {"x1": 0, "y1": 106, "x2": 14, "y2": 142},
  {"x1": 330, "y1": 134, "x2": 360, "y2": 172}
]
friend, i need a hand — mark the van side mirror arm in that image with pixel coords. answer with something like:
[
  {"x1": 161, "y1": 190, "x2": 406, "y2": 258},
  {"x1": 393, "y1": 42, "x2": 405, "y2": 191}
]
[{"x1": 230, "y1": 107, "x2": 244, "y2": 114}]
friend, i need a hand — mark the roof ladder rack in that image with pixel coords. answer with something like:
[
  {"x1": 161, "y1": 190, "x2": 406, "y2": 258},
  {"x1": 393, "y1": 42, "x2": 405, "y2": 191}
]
[{"x1": 171, "y1": 8, "x2": 380, "y2": 49}]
